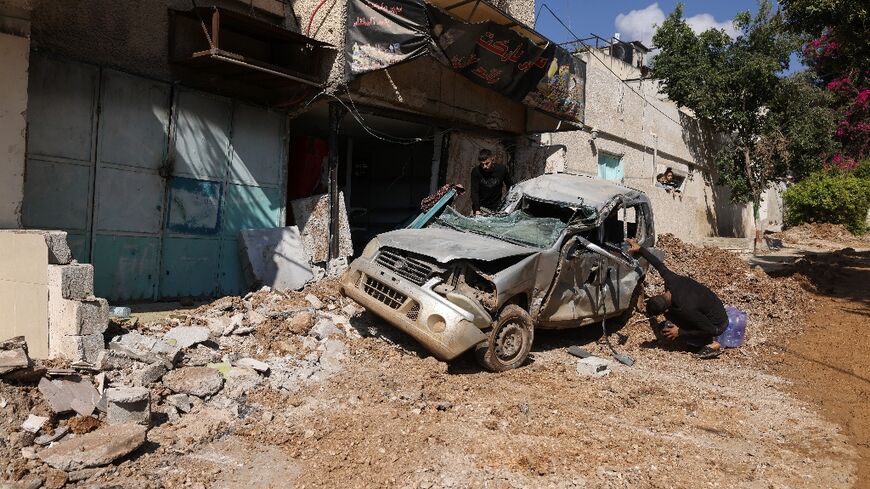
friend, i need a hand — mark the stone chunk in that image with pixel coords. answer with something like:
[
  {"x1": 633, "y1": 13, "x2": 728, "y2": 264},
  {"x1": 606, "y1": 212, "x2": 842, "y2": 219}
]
[
  {"x1": 105, "y1": 387, "x2": 150, "y2": 426},
  {"x1": 38, "y1": 376, "x2": 101, "y2": 416},
  {"x1": 48, "y1": 264, "x2": 94, "y2": 300},
  {"x1": 95, "y1": 350, "x2": 134, "y2": 370},
  {"x1": 287, "y1": 310, "x2": 315, "y2": 334},
  {"x1": 0, "y1": 336, "x2": 30, "y2": 375},
  {"x1": 162, "y1": 367, "x2": 224, "y2": 398},
  {"x1": 165, "y1": 394, "x2": 194, "y2": 413},
  {"x1": 223, "y1": 367, "x2": 262, "y2": 399},
  {"x1": 305, "y1": 294, "x2": 323, "y2": 310},
  {"x1": 309, "y1": 318, "x2": 343, "y2": 340},
  {"x1": 133, "y1": 362, "x2": 167, "y2": 386},
  {"x1": 109, "y1": 332, "x2": 181, "y2": 368},
  {"x1": 35, "y1": 426, "x2": 69, "y2": 446},
  {"x1": 163, "y1": 326, "x2": 210, "y2": 349},
  {"x1": 236, "y1": 357, "x2": 269, "y2": 373},
  {"x1": 22, "y1": 415, "x2": 49, "y2": 433},
  {"x1": 38, "y1": 423, "x2": 147, "y2": 471},
  {"x1": 576, "y1": 357, "x2": 612, "y2": 377}
]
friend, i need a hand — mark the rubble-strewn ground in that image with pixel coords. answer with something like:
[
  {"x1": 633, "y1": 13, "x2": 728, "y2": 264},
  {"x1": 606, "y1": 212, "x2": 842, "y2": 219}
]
[{"x1": 1, "y1": 231, "x2": 866, "y2": 488}]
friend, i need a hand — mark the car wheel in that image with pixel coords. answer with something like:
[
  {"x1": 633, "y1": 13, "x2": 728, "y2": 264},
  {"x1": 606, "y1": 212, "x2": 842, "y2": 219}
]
[{"x1": 474, "y1": 304, "x2": 534, "y2": 372}]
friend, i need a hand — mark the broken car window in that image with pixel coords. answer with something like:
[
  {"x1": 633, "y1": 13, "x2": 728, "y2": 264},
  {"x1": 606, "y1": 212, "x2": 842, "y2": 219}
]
[{"x1": 434, "y1": 207, "x2": 567, "y2": 248}]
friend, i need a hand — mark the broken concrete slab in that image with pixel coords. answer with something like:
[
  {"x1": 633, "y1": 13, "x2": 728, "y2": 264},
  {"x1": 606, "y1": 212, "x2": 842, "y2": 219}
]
[
  {"x1": 576, "y1": 357, "x2": 612, "y2": 377},
  {"x1": 165, "y1": 393, "x2": 194, "y2": 413},
  {"x1": 163, "y1": 326, "x2": 210, "y2": 349},
  {"x1": 291, "y1": 192, "x2": 353, "y2": 263},
  {"x1": 21, "y1": 414, "x2": 49, "y2": 433},
  {"x1": 47, "y1": 263, "x2": 94, "y2": 300},
  {"x1": 0, "y1": 336, "x2": 30, "y2": 375},
  {"x1": 221, "y1": 313, "x2": 245, "y2": 336},
  {"x1": 95, "y1": 350, "x2": 135, "y2": 370},
  {"x1": 109, "y1": 331, "x2": 181, "y2": 368},
  {"x1": 38, "y1": 423, "x2": 147, "y2": 471},
  {"x1": 223, "y1": 366, "x2": 263, "y2": 399},
  {"x1": 162, "y1": 367, "x2": 224, "y2": 398},
  {"x1": 105, "y1": 387, "x2": 150, "y2": 426},
  {"x1": 235, "y1": 357, "x2": 269, "y2": 373},
  {"x1": 239, "y1": 226, "x2": 314, "y2": 291},
  {"x1": 38, "y1": 376, "x2": 101, "y2": 416}
]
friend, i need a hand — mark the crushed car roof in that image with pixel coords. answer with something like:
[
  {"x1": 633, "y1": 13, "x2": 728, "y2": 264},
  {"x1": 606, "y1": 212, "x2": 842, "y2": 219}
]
[{"x1": 512, "y1": 173, "x2": 647, "y2": 210}]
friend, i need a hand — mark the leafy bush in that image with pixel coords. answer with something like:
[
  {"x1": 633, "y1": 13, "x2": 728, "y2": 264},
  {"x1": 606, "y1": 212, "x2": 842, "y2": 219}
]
[{"x1": 783, "y1": 166, "x2": 870, "y2": 234}]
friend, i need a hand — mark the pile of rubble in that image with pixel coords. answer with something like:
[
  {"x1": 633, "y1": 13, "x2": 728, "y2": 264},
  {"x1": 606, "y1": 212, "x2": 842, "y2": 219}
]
[
  {"x1": 639, "y1": 234, "x2": 812, "y2": 345},
  {"x1": 0, "y1": 278, "x2": 364, "y2": 488}
]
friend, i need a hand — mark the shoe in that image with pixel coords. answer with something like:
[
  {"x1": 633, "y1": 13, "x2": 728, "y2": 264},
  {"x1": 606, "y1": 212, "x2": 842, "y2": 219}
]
[{"x1": 695, "y1": 346, "x2": 722, "y2": 359}]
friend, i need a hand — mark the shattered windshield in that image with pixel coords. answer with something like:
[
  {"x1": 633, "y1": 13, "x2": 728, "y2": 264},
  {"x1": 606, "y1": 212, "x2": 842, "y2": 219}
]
[{"x1": 434, "y1": 207, "x2": 567, "y2": 248}]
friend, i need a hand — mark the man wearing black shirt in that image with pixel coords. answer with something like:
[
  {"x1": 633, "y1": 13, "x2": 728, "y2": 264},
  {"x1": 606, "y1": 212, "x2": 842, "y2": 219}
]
[
  {"x1": 470, "y1": 149, "x2": 512, "y2": 215},
  {"x1": 626, "y1": 238, "x2": 728, "y2": 358}
]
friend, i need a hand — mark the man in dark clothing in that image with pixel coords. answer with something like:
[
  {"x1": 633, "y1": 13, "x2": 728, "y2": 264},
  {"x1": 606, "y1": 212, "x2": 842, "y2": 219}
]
[
  {"x1": 470, "y1": 149, "x2": 512, "y2": 215},
  {"x1": 626, "y1": 238, "x2": 728, "y2": 358}
]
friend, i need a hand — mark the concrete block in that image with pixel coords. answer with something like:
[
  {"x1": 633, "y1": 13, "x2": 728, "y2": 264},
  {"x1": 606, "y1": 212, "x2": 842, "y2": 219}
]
[
  {"x1": 49, "y1": 296, "x2": 108, "y2": 337},
  {"x1": 49, "y1": 333, "x2": 104, "y2": 364},
  {"x1": 105, "y1": 387, "x2": 150, "y2": 426},
  {"x1": 133, "y1": 362, "x2": 166, "y2": 386},
  {"x1": 48, "y1": 263, "x2": 94, "y2": 300},
  {"x1": 576, "y1": 357, "x2": 612, "y2": 377}
]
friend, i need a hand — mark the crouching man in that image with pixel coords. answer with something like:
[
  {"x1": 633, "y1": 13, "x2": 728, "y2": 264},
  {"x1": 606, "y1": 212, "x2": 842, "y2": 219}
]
[{"x1": 625, "y1": 238, "x2": 727, "y2": 359}]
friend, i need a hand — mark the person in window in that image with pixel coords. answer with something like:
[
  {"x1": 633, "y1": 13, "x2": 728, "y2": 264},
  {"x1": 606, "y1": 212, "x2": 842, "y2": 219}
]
[
  {"x1": 661, "y1": 168, "x2": 681, "y2": 194},
  {"x1": 625, "y1": 237, "x2": 727, "y2": 359},
  {"x1": 655, "y1": 173, "x2": 670, "y2": 190},
  {"x1": 471, "y1": 149, "x2": 512, "y2": 216}
]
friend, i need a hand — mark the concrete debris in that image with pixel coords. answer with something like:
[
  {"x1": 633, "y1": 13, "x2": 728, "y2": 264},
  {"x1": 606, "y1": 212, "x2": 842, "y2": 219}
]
[
  {"x1": 291, "y1": 192, "x2": 353, "y2": 263},
  {"x1": 21, "y1": 414, "x2": 49, "y2": 433},
  {"x1": 183, "y1": 344, "x2": 223, "y2": 366},
  {"x1": 35, "y1": 426, "x2": 69, "y2": 446},
  {"x1": 38, "y1": 423, "x2": 147, "y2": 471},
  {"x1": 105, "y1": 387, "x2": 150, "y2": 425},
  {"x1": 305, "y1": 294, "x2": 323, "y2": 310},
  {"x1": 162, "y1": 367, "x2": 224, "y2": 398},
  {"x1": 95, "y1": 349, "x2": 135, "y2": 370},
  {"x1": 47, "y1": 263, "x2": 94, "y2": 300},
  {"x1": 0, "y1": 336, "x2": 30, "y2": 375},
  {"x1": 163, "y1": 326, "x2": 210, "y2": 349},
  {"x1": 221, "y1": 313, "x2": 245, "y2": 336},
  {"x1": 236, "y1": 357, "x2": 269, "y2": 373},
  {"x1": 287, "y1": 310, "x2": 316, "y2": 334},
  {"x1": 165, "y1": 393, "x2": 194, "y2": 413},
  {"x1": 134, "y1": 362, "x2": 167, "y2": 386},
  {"x1": 207, "y1": 361, "x2": 232, "y2": 378},
  {"x1": 309, "y1": 318, "x2": 343, "y2": 340},
  {"x1": 1, "y1": 476, "x2": 44, "y2": 489},
  {"x1": 239, "y1": 226, "x2": 314, "y2": 291},
  {"x1": 576, "y1": 357, "x2": 612, "y2": 377},
  {"x1": 49, "y1": 332, "x2": 104, "y2": 364},
  {"x1": 38, "y1": 376, "x2": 101, "y2": 416},
  {"x1": 109, "y1": 331, "x2": 181, "y2": 368},
  {"x1": 223, "y1": 366, "x2": 263, "y2": 399}
]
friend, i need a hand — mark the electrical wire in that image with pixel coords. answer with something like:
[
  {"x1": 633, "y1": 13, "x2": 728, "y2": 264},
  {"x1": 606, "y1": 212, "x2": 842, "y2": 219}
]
[{"x1": 538, "y1": 4, "x2": 684, "y2": 129}]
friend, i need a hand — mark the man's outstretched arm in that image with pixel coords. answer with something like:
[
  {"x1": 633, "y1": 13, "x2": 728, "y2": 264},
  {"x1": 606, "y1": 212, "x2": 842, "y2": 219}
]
[{"x1": 625, "y1": 238, "x2": 678, "y2": 283}]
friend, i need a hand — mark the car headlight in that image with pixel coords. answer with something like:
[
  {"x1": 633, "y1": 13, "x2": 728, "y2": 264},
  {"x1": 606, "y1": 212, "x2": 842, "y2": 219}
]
[{"x1": 361, "y1": 238, "x2": 381, "y2": 258}]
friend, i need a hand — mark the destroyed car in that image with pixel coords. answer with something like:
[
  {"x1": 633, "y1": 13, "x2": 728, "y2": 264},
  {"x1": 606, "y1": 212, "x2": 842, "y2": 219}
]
[{"x1": 340, "y1": 174, "x2": 658, "y2": 371}]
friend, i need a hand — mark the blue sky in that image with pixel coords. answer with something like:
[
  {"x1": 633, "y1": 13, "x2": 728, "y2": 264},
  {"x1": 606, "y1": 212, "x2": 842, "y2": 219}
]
[{"x1": 532, "y1": 1, "x2": 802, "y2": 73}]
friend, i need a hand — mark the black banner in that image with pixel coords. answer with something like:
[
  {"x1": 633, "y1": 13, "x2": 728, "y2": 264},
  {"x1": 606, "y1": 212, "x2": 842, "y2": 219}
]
[
  {"x1": 345, "y1": 0, "x2": 430, "y2": 77},
  {"x1": 522, "y1": 47, "x2": 586, "y2": 122},
  {"x1": 426, "y1": 6, "x2": 553, "y2": 102}
]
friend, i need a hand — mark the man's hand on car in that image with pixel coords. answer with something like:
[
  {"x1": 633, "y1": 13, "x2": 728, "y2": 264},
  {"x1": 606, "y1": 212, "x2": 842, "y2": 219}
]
[
  {"x1": 625, "y1": 238, "x2": 641, "y2": 254},
  {"x1": 662, "y1": 323, "x2": 680, "y2": 340}
]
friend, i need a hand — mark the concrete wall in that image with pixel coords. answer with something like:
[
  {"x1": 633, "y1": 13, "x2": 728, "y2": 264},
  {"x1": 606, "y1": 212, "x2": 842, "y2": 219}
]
[
  {"x1": 0, "y1": 32, "x2": 28, "y2": 228},
  {"x1": 542, "y1": 50, "x2": 752, "y2": 239},
  {"x1": 0, "y1": 1, "x2": 30, "y2": 228}
]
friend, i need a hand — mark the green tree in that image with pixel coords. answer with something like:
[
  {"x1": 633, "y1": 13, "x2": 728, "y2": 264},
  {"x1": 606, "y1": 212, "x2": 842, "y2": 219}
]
[{"x1": 651, "y1": 1, "x2": 798, "y2": 250}]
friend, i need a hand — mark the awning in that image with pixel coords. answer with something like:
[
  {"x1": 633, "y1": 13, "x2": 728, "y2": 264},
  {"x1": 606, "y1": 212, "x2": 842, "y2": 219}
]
[
  {"x1": 345, "y1": 0, "x2": 586, "y2": 124},
  {"x1": 170, "y1": 7, "x2": 331, "y2": 104}
]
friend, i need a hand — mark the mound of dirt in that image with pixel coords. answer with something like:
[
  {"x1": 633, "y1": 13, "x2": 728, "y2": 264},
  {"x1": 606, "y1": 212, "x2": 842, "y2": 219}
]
[
  {"x1": 772, "y1": 223, "x2": 870, "y2": 248},
  {"x1": 639, "y1": 234, "x2": 812, "y2": 345}
]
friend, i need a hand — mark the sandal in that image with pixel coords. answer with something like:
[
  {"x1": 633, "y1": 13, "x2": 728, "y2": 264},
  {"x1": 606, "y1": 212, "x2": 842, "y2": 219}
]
[{"x1": 695, "y1": 346, "x2": 722, "y2": 359}]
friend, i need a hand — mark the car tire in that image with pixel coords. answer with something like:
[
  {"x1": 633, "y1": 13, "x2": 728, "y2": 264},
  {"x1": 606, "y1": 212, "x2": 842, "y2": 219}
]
[{"x1": 474, "y1": 304, "x2": 534, "y2": 372}]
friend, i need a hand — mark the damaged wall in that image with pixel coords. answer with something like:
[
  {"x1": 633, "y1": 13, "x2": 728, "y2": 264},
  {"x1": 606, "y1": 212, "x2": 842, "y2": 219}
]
[
  {"x1": 0, "y1": 9, "x2": 30, "y2": 228},
  {"x1": 543, "y1": 49, "x2": 753, "y2": 240}
]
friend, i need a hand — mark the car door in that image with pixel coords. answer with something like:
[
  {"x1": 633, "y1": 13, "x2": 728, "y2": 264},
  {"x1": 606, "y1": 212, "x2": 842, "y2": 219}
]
[
  {"x1": 597, "y1": 202, "x2": 653, "y2": 316},
  {"x1": 537, "y1": 230, "x2": 603, "y2": 326}
]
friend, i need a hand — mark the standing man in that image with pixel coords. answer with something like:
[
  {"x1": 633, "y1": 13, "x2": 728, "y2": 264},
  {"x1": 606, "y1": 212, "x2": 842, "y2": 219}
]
[
  {"x1": 470, "y1": 149, "x2": 512, "y2": 216},
  {"x1": 625, "y1": 237, "x2": 728, "y2": 358}
]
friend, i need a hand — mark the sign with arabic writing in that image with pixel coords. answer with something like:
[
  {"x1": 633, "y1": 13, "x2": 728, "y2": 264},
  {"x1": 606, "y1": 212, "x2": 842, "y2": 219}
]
[
  {"x1": 426, "y1": 5, "x2": 554, "y2": 102},
  {"x1": 522, "y1": 47, "x2": 586, "y2": 122},
  {"x1": 345, "y1": 0, "x2": 430, "y2": 77}
]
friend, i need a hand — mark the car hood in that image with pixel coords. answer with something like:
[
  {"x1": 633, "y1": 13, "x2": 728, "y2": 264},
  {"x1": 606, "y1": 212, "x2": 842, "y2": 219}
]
[{"x1": 376, "y1": 228, "x2": 539, "y2": 263}]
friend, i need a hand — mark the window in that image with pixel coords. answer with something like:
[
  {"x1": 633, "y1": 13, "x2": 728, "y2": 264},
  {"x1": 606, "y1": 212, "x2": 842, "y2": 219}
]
[
  {"x1": 654, "y1": 165, "x2": 687, "y2": 193},
  {"x1": 597, "y1": 153, "x2": 624, "y2": 181},
  {"x1": 602, "y1": 205, "x2": 647, "y2": 244}
]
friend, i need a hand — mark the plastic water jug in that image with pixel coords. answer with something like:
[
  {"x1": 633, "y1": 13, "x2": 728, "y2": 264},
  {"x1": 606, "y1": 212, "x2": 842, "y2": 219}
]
[{"x1": 717, "y1": 306, "x2": 747, "y2": 348}]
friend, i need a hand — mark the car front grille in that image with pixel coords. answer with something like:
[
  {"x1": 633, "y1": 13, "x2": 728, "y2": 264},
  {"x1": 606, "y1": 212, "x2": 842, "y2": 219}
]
[
  {"x1": 362, "y1": 276, "x2": 407, "y2": 310},
  {"x1": 375, "y1": 248, "x2": 440, "y2": 286}
]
